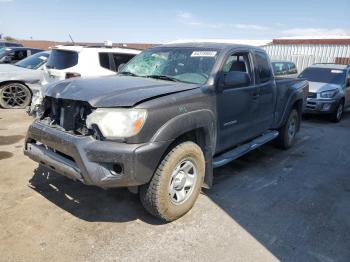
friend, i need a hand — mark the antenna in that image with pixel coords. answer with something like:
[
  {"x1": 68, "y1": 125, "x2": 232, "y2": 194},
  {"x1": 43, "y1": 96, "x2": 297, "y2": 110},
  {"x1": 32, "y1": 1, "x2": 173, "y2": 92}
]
[{"x1": 69, "y1": 34, "x2": 75, "y2": 45}]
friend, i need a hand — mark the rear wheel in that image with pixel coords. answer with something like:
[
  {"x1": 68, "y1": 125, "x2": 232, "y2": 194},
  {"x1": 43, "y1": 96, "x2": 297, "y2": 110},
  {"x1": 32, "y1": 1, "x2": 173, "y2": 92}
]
[
  {"x1": 330, "y1": 100, "x2": 344, "y2": 123},
  {"x1": 276, "y1": 109, "x2": 299, "y2": 149},
  {"x1": 0, "y1": 83, "x2": 31, "y2": 109},
  {"x1": 140, "y1": 141, "x2": 205, "y2": 221}
]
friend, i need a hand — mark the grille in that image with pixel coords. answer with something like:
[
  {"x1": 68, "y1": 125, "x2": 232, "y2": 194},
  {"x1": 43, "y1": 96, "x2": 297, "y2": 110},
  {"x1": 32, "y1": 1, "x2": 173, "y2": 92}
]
[
  {"x1": 308, "y1": 92, "x2": 317, "y2": 98},
  {"x1": 41, "y1": 97, "x2": 92, "y2": 135}
]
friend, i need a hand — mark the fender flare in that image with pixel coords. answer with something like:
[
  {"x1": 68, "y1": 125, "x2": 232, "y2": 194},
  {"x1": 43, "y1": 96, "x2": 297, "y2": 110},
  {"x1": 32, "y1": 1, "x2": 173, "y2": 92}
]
[{"x1": 151, "y1": 109, "x2": 217, "y2": 188}]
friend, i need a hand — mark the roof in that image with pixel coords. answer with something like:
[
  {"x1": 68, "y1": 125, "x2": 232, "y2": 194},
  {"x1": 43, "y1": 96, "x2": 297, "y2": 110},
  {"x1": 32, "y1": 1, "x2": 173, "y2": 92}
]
[
  {"x1": 157, "y1": 42, "x2": 263, "y2": 50},
  {"x1": 167, "y1": 39, "x2": 272, "y2": 47},
  {"x1": 310, "y1": 63, "x2": 349, "y2": 70},
  {"x1": 1, "y1": 47, "x2": 43, "y2": 51},
  {"x1": 272, "y1": 37, "x2": 350, "y2": 45},
  {"x1": 16, "y1": 40, "x2": 156, "y2": 50},
  {"x1": 52, "y1": 45, "x2": 141, "y2": 54}
]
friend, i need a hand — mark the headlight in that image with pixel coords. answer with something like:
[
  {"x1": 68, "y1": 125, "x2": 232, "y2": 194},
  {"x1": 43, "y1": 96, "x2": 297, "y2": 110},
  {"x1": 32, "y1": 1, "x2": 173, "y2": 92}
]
[
  {"x1": 320, "y1": 89, "x2": 339, "y2": 98},
  {"x1": 86, "y1": 108, "x2": 147, "y2": 139}
]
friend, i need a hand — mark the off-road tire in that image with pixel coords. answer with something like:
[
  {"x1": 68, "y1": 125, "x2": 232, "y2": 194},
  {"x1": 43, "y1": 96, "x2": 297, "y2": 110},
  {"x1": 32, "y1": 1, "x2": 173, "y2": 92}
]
[
  {"x1": 276, "y1": 109, "x2": 299, "y2": 149},
  {"x1": 140, "y1": 141, "x2": 205, "y2": 222}
]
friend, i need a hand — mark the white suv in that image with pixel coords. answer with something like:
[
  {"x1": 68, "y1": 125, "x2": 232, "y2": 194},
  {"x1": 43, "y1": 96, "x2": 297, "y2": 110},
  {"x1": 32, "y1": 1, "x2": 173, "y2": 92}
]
[
  {"x1": 42, "y1": 45, "x2": 141, "y2": 84},
  {"x1": 29, "y1": 45, "x2": 140, "y2": 114}
]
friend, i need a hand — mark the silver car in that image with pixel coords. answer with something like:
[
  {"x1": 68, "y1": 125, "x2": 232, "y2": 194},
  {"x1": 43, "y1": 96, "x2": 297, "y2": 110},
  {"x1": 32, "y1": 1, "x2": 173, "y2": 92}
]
[
  {"x1": 0, "y1": 51, "x2": 50, "y2": 109},
  {"x1": 300, "y1": 63, "x2": 350, "y2": 122}
]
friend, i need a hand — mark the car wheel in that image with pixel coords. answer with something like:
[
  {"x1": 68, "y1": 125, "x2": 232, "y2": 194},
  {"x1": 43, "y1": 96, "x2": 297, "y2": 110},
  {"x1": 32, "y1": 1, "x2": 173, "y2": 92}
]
[
  {"x1": 140, "y1": 141, "x2": 205, "y2": 221},
  {"x1": 276, "y1": 109, "x2": 299, "y2": 149},
  {"x1": 0, "y1": 83, "x2": 32, "y2": 109},
  {"x1": 330, "y1": 101, "x2": 344, "y2": 123}
]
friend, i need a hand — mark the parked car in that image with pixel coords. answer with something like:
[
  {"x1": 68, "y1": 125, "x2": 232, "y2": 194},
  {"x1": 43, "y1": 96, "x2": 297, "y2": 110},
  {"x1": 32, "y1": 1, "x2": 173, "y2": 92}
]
[
  {"x1": 0, "y1": 41, "x2": 23, "y2": 48},
  {"x1": 29, "y1": 45, "x2": 141, "y2": 115},
  {"x1": 24, "y1": 43, "x2": 308, "y2": 221},
  {"x1": 0, "y1": 47, "x2": 44, "y2": 64},
  {"x1": 42, "y1": 45, "x2": 141, "y2": 85},
  {"x1": 0, "y1": 51, "x2": 50, "y2": 108},
  {"x1": 299, "y1": 63, "x2": 350, "y2": 122},
  {"x1": 272, "y1": 60, "x2": 298, "y2": 77}
]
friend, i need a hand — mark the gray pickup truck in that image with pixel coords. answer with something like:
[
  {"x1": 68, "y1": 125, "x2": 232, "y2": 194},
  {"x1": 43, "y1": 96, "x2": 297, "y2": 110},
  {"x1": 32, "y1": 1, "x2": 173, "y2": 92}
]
[{"x1": 24, "y1": 43, "x2": 308, "y2": 221}]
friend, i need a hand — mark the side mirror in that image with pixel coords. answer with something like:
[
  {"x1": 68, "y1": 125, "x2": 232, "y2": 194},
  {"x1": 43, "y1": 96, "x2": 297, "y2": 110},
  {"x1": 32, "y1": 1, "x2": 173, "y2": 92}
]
[
  {"x1": 117, "y1": 63, "x2": 125, "y2": 72},
  {"x1": 224, "y1": 71, "x2": 250, "y2": 88}
]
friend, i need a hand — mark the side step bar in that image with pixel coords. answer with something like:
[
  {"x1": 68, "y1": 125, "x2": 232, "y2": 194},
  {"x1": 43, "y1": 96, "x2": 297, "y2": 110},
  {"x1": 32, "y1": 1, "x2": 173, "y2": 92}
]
[{"x1": 213, "y1": 130, "x2": 279, "y2": 168}]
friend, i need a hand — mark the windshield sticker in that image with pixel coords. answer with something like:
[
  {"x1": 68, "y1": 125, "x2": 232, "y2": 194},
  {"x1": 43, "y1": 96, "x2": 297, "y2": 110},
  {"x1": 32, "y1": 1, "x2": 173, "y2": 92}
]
[
  {"x1": 331, "y1": 70, "x2": 343, "y2": 74},
  {"x1": 191, "y1": 51, "x2": 217, "y2": 57},
  {"x1": 39, "y1": 56, "x2": 48, "y2": 61}
]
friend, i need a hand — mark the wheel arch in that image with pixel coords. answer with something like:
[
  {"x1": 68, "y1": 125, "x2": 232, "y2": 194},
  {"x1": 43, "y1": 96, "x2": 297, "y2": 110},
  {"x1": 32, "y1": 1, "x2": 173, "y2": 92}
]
[{"x1": 151, "y1": 110, "x2": 217, "y2": 188}]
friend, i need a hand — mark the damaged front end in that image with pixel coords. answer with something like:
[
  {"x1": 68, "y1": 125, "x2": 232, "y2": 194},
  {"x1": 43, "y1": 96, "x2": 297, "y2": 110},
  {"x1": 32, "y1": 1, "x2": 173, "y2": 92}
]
[{"x1": 24, "y1": 97, "x2": 171, "y2": 188}]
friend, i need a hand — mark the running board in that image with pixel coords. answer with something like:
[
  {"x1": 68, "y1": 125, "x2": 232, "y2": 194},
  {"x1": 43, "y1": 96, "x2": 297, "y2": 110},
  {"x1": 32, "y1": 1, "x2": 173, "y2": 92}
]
[{"x1": 213, "y1": 130, "x2": 279, "y2": 168}]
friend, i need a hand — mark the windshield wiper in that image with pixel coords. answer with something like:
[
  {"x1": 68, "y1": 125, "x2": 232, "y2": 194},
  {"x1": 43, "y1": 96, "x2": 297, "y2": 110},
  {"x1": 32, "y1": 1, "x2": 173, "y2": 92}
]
[
  {"x1": 119, "y1": 71, "x2": 139, "y2": 77},
  {"x1": 144, "y1": 75, "x2": 179, "y2": 82}
]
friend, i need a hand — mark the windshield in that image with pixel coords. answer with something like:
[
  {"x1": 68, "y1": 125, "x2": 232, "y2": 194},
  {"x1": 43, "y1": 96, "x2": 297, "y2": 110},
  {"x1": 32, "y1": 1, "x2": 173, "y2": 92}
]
[
  {"x1": 15, "y1": 51, "x2": 49, "y2": 69},
  {"x1": 298, "y1": 67, "x2": 346, "y2": 85},
  {"x1": 120, "y1": 47, "x2": 219, "y2": 84},
  {"x1": 0, "y1": 48, "x2": 9, "y2": 59},
  {"x1": 46, "y1": 49, "x2": 78, "y2": 69}
]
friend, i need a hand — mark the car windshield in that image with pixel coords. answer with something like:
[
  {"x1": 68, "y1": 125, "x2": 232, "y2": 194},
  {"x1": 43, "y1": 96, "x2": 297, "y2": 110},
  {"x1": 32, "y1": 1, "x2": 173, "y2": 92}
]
[
  {"x1": 15, "y1": 52, "x2": 50, "y2": 69},
  {"x1": 298, "y1": 67, "x2": 346, "y2": 85},
  {"x1": 120, "y1": 47, "x2": 219, "y2": 84}
]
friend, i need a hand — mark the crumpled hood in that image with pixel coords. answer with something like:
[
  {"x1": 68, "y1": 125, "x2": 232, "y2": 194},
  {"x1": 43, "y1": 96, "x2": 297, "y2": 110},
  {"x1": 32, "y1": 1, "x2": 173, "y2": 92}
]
[
  {"x1": 308, "y1": 81, "x2": 342, "y2": 93},
  {"x1": 0, "y1": 64, "x2": 40, "y2": 82},
  {"x1": 45, "y1": 76, "x2": 199, "y2": 107}
]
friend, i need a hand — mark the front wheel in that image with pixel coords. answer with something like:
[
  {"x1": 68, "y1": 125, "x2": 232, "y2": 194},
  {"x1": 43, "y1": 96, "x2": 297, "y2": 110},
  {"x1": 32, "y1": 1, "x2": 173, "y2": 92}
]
[
  {"x1": 140, "y1": 141, "x2": 205, "y2": 221},
  {"x1": 330, "y1": 101, "x2": 344, "y2": 123},
  {"x1": 0, "y1": 83, "x2": 32, "y2": 109},
  {"x1": 276, "y1": 109, "x2": 299, "y2": 149}
]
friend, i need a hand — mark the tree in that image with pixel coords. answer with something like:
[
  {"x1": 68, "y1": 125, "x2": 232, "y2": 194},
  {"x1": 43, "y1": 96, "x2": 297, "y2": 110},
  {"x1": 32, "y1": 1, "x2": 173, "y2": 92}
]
[{"x1": 3, "y1": 36, "x2": 17, "y2": 42}]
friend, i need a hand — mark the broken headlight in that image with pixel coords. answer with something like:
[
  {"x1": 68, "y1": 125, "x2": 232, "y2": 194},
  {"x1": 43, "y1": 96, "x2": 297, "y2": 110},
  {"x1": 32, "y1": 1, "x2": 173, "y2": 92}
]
[{"x1": 86, "y1": 108, "x2": 147, "y2": 139}]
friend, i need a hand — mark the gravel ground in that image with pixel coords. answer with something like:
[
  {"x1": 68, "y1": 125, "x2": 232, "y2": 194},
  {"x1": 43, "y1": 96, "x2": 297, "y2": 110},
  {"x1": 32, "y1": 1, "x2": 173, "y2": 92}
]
[{"x1": 0, "y1": 109, "x2": 349, "y2": 262}]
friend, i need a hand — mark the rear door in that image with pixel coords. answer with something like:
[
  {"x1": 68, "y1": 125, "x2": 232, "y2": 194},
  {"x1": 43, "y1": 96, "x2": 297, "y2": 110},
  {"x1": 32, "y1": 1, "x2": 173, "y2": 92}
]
[
  {"x1": 216, "y1": 49, "x2": 260, "y2": 153},
  {"x1": 253, "y1": 51, "x2": 276, "y2": 133}
]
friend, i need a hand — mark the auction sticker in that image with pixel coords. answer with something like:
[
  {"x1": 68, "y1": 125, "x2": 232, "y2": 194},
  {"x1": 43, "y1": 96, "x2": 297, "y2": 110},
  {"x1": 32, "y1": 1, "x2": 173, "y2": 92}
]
[
  {"x1": 331, "y1": 70, "x2": 343, "y2": 74},
  {"x1": 191, "y1": 51, "x2": 217, "y2": 57}
]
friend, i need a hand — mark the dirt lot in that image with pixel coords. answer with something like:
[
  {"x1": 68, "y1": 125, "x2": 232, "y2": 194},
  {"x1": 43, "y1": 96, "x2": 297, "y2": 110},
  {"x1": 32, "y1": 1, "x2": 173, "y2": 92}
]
[{"x1": 1, "y1": 109, "x2": 350, "y2": 262}]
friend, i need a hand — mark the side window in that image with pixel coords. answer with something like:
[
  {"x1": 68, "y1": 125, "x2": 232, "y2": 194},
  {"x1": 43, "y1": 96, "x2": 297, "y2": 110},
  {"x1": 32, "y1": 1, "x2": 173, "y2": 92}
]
[
  {"x1": 14, "y1": 50, "x2": 26, "y2": 61},
  {"x1": 222, "y1": 52, "x2": 252, "y2": 87},
  {"x1": 222, "y1": 53, "x2": 251, "y2": 74},
  {"x1": 111, "y1": 53, "x2": 136, "y2": 71},
  {"x1": 99, "y1": 53, "x2": 111, "y2": 70},
  {"x1": 254, "y1": 51, "x2": 272, "y2": 83}
]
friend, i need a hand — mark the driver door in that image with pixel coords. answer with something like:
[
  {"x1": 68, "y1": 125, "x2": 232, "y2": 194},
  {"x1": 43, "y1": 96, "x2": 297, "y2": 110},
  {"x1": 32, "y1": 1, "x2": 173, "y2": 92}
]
[{"x1": 216, "y1": 50, "x2": 260, "y2": 153}]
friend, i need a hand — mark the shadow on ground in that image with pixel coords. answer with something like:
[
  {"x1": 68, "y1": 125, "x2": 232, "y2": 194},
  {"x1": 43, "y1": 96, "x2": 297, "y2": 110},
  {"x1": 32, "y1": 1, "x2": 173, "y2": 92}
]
[
  {"x1": 29, "y1": 111, "x2": 350, "y2": 261},
  {"x1": 29, "y1": 166, "x2": 165, "y2": 225}
]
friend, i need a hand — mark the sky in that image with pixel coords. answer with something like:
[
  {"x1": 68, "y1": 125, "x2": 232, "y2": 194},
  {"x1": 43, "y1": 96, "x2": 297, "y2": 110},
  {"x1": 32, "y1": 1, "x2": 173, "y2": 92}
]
[{"x1": 0, "y1": 0, "x2": 349, "y2": 43}]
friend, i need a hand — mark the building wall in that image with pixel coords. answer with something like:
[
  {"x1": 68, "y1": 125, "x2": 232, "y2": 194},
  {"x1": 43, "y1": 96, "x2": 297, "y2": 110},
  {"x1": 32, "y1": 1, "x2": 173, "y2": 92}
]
[{"x1": 263, "y1": 44, "x2": 350, "y2": 73}]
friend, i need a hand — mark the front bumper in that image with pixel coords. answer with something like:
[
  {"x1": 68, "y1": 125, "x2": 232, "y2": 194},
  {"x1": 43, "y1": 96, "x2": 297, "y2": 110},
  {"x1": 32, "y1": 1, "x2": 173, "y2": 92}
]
[
  {"x1": 24, "y1": 121, "x2": 171, "y2": 188},
  {"x1": 304, "y1": 98, "x2": 339, "y2": 114}
]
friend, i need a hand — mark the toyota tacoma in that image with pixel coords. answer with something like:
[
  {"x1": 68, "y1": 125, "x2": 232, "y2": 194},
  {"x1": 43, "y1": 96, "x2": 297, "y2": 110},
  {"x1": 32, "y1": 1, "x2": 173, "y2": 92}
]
[{"x1": 24, "y1": 43, "x2": 308, "y2": 221}]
